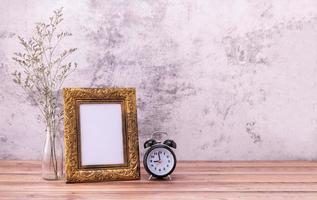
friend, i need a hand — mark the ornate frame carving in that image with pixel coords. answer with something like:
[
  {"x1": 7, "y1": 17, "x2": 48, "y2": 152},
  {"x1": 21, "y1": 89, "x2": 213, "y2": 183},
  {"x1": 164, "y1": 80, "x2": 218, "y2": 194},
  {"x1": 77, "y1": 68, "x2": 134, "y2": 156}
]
[{"x1": 63, "y1": 88, "x2": 140, "y2": 183}]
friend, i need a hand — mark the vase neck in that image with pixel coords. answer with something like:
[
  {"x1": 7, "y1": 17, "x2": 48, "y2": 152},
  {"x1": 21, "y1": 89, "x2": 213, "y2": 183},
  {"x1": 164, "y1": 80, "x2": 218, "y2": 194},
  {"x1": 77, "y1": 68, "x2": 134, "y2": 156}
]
[{"x1": 46, "y1": 126, "x2": 59, "y2": 137}]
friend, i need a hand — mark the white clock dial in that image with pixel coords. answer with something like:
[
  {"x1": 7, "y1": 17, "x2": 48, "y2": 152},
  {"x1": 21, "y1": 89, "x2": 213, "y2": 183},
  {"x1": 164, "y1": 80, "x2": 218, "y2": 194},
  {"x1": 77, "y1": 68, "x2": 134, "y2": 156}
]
[{"x1": 146, "y1": 147, "x2": 175, "y2": 176}]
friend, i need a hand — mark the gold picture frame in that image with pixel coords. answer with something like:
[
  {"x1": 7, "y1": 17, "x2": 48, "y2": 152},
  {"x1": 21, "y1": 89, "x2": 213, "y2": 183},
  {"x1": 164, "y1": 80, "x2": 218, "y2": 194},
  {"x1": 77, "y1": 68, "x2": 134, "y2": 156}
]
[{"x1": 63, "y1": 88, "x2": 140, "y2": 183}]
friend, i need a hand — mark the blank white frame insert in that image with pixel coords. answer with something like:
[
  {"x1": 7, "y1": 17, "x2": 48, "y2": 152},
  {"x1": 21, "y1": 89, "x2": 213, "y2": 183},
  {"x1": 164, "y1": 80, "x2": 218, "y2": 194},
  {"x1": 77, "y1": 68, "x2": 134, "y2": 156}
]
[{"x1": 79, "y1": 103, "x2": 125, "y2": 166}]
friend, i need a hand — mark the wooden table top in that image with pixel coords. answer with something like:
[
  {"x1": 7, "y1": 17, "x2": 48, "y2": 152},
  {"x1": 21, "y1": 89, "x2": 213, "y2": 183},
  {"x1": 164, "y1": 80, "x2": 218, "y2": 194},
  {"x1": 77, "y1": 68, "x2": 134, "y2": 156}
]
[{"x1": 1, "y1": 160, "x2": 317, "y2": 199}]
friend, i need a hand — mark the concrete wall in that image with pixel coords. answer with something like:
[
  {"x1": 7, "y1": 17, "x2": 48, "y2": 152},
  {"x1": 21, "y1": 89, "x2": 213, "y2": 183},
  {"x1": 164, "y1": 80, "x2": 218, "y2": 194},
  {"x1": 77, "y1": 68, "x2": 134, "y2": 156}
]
[{"x1": 1, "y1": 0, "x2": 317, "y2": 160}]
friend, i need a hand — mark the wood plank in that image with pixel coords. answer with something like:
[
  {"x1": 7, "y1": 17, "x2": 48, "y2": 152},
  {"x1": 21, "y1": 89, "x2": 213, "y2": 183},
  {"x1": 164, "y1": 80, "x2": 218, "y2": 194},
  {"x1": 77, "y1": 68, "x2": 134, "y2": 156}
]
[
  {"x1": 1, "y1": 182, "x2": 317, "y2": 192},
  {"x1": 1, "y1": 191, "x2": 317, "y2": 200},
  {"x1": 2, "y1": 173, "x2": 317, "y2": 183}
]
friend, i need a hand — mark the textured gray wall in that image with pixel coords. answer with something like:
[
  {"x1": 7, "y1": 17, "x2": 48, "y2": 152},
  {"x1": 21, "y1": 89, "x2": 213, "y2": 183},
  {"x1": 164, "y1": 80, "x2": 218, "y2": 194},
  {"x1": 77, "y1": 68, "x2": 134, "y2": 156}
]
[{"x1": 1, "y1": 0, "x2": 317, "y2": 160}]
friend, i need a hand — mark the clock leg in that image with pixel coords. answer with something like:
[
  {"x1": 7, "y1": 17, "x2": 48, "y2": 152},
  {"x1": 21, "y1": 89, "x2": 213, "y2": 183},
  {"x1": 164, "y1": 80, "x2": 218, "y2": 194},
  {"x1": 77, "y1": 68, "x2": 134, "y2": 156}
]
[
  {"x1": 148, "y1": 175, "x2": 153, "y2": 180},
  {"x1": 168, "y1": 175, "x2": 172, "y2": 181}
]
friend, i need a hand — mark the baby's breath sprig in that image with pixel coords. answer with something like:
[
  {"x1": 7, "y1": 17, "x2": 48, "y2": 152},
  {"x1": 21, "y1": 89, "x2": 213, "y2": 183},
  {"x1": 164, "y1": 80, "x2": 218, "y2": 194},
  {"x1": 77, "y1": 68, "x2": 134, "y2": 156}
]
[{"x1": 12, "y1": 7, "x2": 77, "y2": 133}]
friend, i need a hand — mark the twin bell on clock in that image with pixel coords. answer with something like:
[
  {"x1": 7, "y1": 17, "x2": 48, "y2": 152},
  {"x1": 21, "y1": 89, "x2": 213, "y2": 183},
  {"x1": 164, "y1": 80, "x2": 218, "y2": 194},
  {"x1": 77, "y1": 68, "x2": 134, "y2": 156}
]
[{"x1": 143, "y1": 131, "x2": 177, "y2": 180}]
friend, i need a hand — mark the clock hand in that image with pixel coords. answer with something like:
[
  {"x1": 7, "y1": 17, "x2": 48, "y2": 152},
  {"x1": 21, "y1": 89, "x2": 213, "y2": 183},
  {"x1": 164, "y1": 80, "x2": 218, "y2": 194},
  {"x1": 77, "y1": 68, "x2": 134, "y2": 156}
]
[
  {"x1": 153, "y1": 160, "x2": 159, "y2": 162},
  {"x1": 158, "y1": 152, "x2": 161, "y2": 161}
]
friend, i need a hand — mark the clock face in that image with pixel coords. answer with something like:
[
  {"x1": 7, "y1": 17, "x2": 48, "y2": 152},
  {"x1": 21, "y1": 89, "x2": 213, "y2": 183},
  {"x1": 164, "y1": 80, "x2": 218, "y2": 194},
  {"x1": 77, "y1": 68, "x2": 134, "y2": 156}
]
[{"x1": 144, "y1": 145, "x2": 176, "y2": 177}]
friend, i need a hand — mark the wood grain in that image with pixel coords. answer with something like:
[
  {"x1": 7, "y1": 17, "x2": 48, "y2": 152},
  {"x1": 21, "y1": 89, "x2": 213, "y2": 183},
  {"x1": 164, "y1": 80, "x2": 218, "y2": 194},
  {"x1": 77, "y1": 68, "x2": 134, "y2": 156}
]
[{"x1": 1, "y1": 160, "x2": 317, "y2": 199}]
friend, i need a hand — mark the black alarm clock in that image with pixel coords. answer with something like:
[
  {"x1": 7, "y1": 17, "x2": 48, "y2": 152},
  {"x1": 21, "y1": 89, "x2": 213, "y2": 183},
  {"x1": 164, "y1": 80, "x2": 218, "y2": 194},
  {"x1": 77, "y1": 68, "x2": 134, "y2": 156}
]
[{"x1": 143, "y1": 132, "x2": 177, "y2": 180}]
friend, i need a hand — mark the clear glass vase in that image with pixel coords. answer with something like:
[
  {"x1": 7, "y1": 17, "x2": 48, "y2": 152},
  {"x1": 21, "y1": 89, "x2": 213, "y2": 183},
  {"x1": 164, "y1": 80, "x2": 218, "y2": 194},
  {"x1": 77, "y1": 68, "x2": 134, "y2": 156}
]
[{"x1": 42, "y1": 127, "x2": 63, "y2": 180}]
